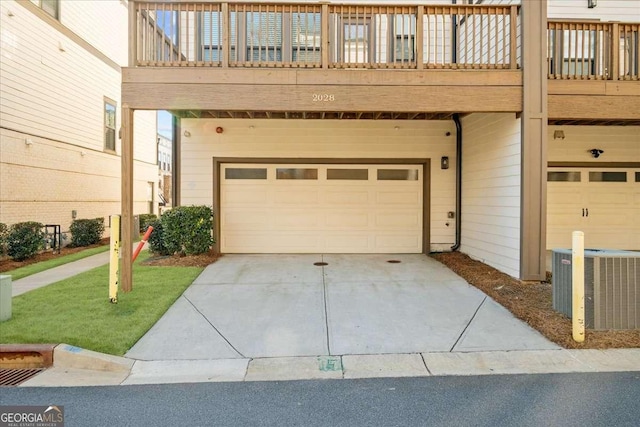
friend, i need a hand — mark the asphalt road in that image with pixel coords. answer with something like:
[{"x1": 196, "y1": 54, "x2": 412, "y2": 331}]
[{"x1": 2, "y1": 372, "x2": 639, "y2": 427}]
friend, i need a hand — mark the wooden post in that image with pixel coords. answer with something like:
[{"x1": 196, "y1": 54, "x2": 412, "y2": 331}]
[
  {"x1": 321, "y1": 4, "x2": 329, "y2": 69},
  {"x1": 611, "y1": 23, "x2": 619, "y2": 80},
  {"x1": 128, "y1": 0, "x2": 137, "y2": 67},
  {"x1": 222, "y1": 2, "x2": 229, "y2": 68},
  {"x1": 121, "y1": 107, "x2": 134, "y2": 293},
  {"x1": 416, "y1": 5, "x2": 424, "y2": 69},
  {"x1": 520, "y1": 0, "x2": 548, "y2": 281},
  {"x1": 510, "y1": 5, "x2": 518, "y2": 69}
]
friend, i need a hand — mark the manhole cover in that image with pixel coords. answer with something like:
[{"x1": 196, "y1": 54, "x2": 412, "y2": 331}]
[
  {"x1": 314, "y1": 262, "x2": 328, "y2": 266},
  {"x1": 0, "y1": 368, "x2": 45, "y2": 387},
  {"x1": 387, "y1": 260, "x2": 401, "y2": 264}
]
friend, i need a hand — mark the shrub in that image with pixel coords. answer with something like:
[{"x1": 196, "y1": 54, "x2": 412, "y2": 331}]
[
  {"x1": 147, "y1": 219, "x2": 170, "y2": 256},
  {"x1": 138, "y1": 214, "x2": 157, "y2": 234},
  {"x1": 0, "y1": 223, "x2": 8, "y2": 256},
  {"x1": 69, "y1": 218, "x2": 105, "y2": 247},
  {"x1": 7, "y1": 222, "x2": 44, "y2": 261},
  {"x1": 161, "y1": 206, "x2": 214, "y2": 256}
]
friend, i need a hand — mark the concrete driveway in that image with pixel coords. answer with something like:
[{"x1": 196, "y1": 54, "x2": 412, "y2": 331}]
[{"x1": 126, "y1": 254, "x2": 557, "y2": 360}]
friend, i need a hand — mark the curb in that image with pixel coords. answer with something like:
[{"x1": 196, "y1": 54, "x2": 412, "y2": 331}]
[{"x1": 53, "y1": 344, "x2": 134, "y2": 373}]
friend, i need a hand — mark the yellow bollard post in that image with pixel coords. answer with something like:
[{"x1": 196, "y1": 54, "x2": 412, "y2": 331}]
[
  {"x1": 109, "y1": 215, "x2": 121, "y2": 304},
  {"x1": 572, "y1": 231, "x2": 585, "y2": 342}
]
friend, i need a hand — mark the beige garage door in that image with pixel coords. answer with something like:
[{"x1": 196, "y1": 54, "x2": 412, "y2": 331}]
[
  {"x1": 220, "y1": 163, "x2": 424, "y2": 253},
  {"x1": 547, "y1": 168, "x2": 640, "y2": 250}
]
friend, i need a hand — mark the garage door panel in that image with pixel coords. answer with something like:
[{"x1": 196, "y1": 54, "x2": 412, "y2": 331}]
[
  {"x1": 375, "y1": 211, "x2": 421, "y2": 228},
  {"x1": 586, "y1": 192, "x2": 629, "y2": 204},
  {"x1": 547, "y1": 167, "x2": 639, "y2": 251},
  {"x1": 273, "y1": 211, "x2": 321, "y2": 228},
  {"x1": 325, "y1": 212, "x2": 370, "y2": 228},
  {"x1": 376, "y1": 191, "x2": 421, "y2": 205},
  {"x1": 222, "y1": 210, "x2": 269, "y2": 228},
  {"x1": 324, "y1": 234, "x2": 371, "y2": 250},
  {"x1": 324, "y1": 190, "x2": 370, "y2": 205},
  {"x1": 375, "y1": 234, "x2": 421, "y2": 251},
  {"x1": 221, "y1": 163, "x2": 424, "y2": 253},
  {"x1": 223, "y1": 187, "x2": 269, "y2": 204}
]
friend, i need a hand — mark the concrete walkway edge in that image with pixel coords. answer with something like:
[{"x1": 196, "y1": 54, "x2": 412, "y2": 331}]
[{"x1": 19, "y1": 347, "x2": 640, "y2": 387}]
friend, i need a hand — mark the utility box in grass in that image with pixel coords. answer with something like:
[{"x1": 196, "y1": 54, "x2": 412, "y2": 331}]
[
  {"x1": 0, "y1": 275, "x2": 11, "y2": 321},
  {"x1": 552, "y1": 249, "x2": 640, "y2": 330}
]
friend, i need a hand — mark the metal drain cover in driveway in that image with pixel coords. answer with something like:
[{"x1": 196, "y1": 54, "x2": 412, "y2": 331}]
[
  {"x1": 387, "y1": 260, "x2": 401, "y2": 263},
  {"x1": 0, "y1": 368, "x2": 45, "y2": 387},
  {"x1": 314, "y1": 262, "x2": 328, "y2": 266}
]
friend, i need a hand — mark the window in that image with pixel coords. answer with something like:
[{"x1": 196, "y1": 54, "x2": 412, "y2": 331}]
[
  {"x1": 246, "y1": 11, "x2": 283, "y2": 62},
  {"x1": 392, "y1": 15, "x2": 416, "y2": 62},
  {"x1": 589, "y1": 172, "x2": 627, "y2": 182},
  {"x1": 548, "y1": 171, "x2": 581, "y2": 182},
  {"x1": 104, "y1": 99, "x2": 116, "y2": 152},
  {"x1": 292, "y1": 12, "x2": 321, "y2": 63},
  {"x1": 636, "y1": 172, "x2": 640, "y2": 182},
  {"x1": 377, "y1": 169, "x2": 419, "y2": 181},
  {"x1": 200, "y1": 11, "x2": 234, "y2": 62},
  {"x1": 225, "y1": 168, "x2": 267, "y2": 179},
  {"x1": 327, "y1": 169, "x2": 368, "y2": 180},
  {"x1": 276, "y1": 168, "x2": 318, "y2": 180},
  {"x1": 32, "y1": 0, "x2": 59, "y2": 19},
  {"x1": 342, "y1": 20, "x2": 372, "y2": 63}
]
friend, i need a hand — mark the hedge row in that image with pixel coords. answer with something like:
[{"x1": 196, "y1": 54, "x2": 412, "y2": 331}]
[
  {"x1": 0, "y1": 218, "x2": 105, "y2": 262},
  {"x1": 148, "y1": 206, "x2": 214, "y2": 256}
]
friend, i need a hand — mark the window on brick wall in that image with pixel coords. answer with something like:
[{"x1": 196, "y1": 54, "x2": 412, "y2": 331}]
[
  {"x1": 104, "y1": 98, "x2": 117, "y2": 152},
  {"x1": 32, "y1": 0, "x2": 59, "y2": 19}
]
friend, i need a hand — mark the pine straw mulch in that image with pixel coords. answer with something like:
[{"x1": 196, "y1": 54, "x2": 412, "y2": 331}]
[
  {"x1": 0, "y1": 239, "x2": 110, "y2": 273},
  {"x1": 141, "y1": 250, "x2": 221, "y2": 268},
  {"x1": 430, "y1": 251, "x2": 640, "y2": 349}
]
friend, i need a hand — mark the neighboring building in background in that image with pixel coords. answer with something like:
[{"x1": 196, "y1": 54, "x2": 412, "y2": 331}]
[
  {"x1": 157, "y1": 133, "x2": 173, "y2": 211},
  {"x1": 0, "y1": 0, "x2": 159, "y2": 235},
  {"x1": 121, "y1": 0, "x2": 639, "y2": 282}
]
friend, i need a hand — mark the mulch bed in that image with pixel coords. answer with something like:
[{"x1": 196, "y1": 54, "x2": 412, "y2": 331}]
[
  {"x1": 141, "y1": 250, "x2": 221, "y2": 267},
  {"x1": 430, "y1": 251, "x2": 640, "y2": 349},
  {"x1": 0, "y1": 239, "x2": 110, "y2": 273}
]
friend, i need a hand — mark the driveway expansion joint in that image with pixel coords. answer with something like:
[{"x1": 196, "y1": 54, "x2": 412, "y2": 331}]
[{"x1": 449, "y1": 296, "x2": 488, "y2": 352}]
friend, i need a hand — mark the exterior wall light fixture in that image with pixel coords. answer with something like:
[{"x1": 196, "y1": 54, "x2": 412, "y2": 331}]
[
  {"x1": 553, "y1": 130, "x2": 565, "y2": 140},
  {"x1": 588, "y1": 0, "x2": 597, "y2": 8}
]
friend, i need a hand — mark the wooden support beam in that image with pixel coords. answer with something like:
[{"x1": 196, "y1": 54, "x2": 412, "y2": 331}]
[
  {"x1": 128, "y1": 1, "x2": 137, "y2": 67},
  {"x1": 520, "y1": 0, "x2": 547, "y2": 281},
  {"x1": 121, "y1": 106, "x2": 134, "y2": 292}
]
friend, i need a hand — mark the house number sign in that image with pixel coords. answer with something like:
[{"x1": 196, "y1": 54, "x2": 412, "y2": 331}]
[{"x1": 312, "y1": 94, "x2": 335, "y2": 102}]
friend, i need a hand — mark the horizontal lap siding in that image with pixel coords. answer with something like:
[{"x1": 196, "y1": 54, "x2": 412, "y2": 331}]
[
  {"x1": 180, "y1": 119, "x2": 457, "y2": 250},
  {"x1": 461, "y1": 113, "x2": 521, "y2": 278},
  {"x1": 548, "y1": 126, "x2": 640, "y2": 162},
  {"x1": 0, "y1": 1, "x2": 159, "y2": 227},
  {"x1": 548, "y1": 0, "x2": 640, "y2": 21}
]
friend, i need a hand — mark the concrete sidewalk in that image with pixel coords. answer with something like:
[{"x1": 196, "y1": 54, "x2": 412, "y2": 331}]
[
  {"x1": 11, "y1": 251, "x2": 111, "y2": 296},
  {"x1": 20, "y1": 344, "x2": 640, "y2": 387}
]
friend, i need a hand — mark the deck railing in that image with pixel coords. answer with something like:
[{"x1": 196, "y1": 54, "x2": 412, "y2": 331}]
[
  {"x1": 548, "y1": 21, "x2": 639, "y2": 80},
  {"x1": 130, "y1": 1, "x2": 520, "y2": 70}
]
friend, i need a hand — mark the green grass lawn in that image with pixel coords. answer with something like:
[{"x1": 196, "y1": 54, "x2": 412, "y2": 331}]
[
  {"x1": 0, "y1": 252, "x2": 204, "y2": 355},
  {"x1": 4, "y1": 245, "x2": 111, "y2": 281}
]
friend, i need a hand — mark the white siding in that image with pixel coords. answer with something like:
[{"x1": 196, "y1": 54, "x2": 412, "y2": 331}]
[
  {"x1": 461, "y1": 113, "x2": 522, "y2": 278},
  {"x1": 0, "y1": 0, "x2": 160, "y2": 228},
  {"x1": 548, "y1": 0, "x2": 640, "y2": 21},
  {"x1": 60, "y1": 0, "x2": 129, "y2": 66},
  {"x1": 548, "y1": 126, "x2": 640, "y2": 162},
  {"x1": 1, "y1": 1, "x2": 121, "y2": 151},
  {"x1": 180, "y1": 119, "x2": 458, "y2": 251}
]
